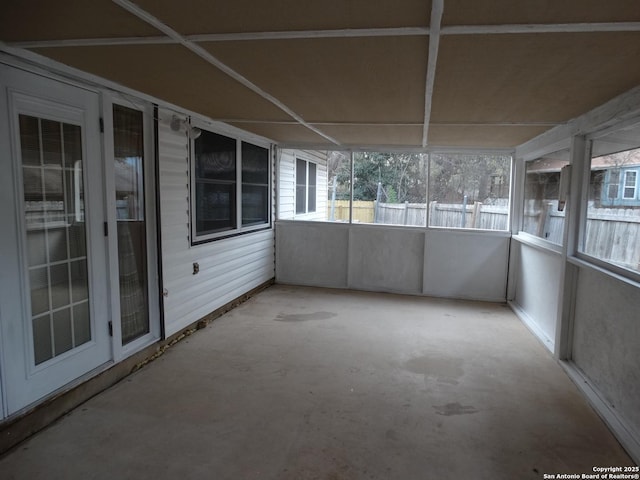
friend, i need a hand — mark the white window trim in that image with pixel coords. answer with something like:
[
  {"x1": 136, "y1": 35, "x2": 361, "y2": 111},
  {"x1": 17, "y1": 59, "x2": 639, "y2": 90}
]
[
  {"x1": 189, "y1": 122, "x2": 272, "y2": 244},
  {"x1": 102, "y1": 93, "x2": 161, "y2": 360},
  {"x1": 622, "y1": 170, "x2": 637, "y2": 199},
  {"x1": 517, "y1": 153, "x2": 569, "y2": 246},
  {"x1": 575, "y1": 127, "x2": 640, "y2": 281},
  {"x1": 294, "y1": 157, "x2": 317, "y2": 216},
  {"x1": 428, "y1": 151, "x2": 512, "y2": 232}
]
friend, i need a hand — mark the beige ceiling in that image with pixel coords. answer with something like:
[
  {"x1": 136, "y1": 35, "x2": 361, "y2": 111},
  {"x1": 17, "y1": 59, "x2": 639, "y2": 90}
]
[{"x1": 2, "y1": 0, "x2": 640, "y2": 150}]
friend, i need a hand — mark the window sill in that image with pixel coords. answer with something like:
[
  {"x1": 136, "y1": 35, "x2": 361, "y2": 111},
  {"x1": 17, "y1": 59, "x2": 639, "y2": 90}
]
[
  {"x1": 512, "y1": 232, "x2": 563, "y2": 254},
  {"x1": 191, "y1": 224, "x2": 272, "y2": 246},
  {"x1": 568, "y1": 254, "x2": 640, "y2": 288}
]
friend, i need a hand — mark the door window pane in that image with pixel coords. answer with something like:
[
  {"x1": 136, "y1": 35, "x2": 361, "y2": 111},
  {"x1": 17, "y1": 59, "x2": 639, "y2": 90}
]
[
  {"x1": 53, "y1": 308, "x2": 73, "y2": 356},
  {"x1": 73, "y1": 302, "x2": 91, "y2": 346},
  {"x1": 41, "y1": 120, "x2": 62, "y2": 165},
  {"x1": 33, "y1": 315, "x2": 53, "y2": 365},
  {"x1": 50, "y1": 263, "x2": 70, "y2": 310},
  {"x1": 19, "y1": 114, "x2": 92, "y2": 365},
  {"x1": 113, "y1": 105, "x2": 149, "y2": 344},
  {"x1": 29, "y1": 267, "x2": 49, "y2": 316},
  {"x1": 70, "y1": 259, "x2": 88, "y2": 302}
]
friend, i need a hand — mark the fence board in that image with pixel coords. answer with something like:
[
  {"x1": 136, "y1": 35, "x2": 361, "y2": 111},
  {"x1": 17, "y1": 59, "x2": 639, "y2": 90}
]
[{"x1": 326, "y1": 199, "x2": 640, "y2": 270}]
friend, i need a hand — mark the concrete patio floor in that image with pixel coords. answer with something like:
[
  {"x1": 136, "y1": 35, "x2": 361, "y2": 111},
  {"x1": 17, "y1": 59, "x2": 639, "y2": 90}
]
[{"x1": 0, "y1": 285, "x2": 633, "y2": 479}]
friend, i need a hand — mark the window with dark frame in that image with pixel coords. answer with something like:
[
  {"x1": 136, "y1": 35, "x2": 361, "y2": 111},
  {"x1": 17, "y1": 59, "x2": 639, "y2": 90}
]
[
  {"x1": 192, "y1": 129, "x2": 270, "y2": 242},
  {"x1": 241, "y1": 142, "x2": 269, "y2": 226},
  {"x1": 194, "y1": 130, "x2": 237, "y2": 236}
]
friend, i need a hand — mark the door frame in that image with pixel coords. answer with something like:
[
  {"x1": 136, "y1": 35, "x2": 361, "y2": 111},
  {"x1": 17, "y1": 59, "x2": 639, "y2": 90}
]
[
  {"x1": 102, "y1": 93, "x2": 161, "y2": 360},
  {"x1": 0, "y1": 63, "x2": 113, "y2": 415}
]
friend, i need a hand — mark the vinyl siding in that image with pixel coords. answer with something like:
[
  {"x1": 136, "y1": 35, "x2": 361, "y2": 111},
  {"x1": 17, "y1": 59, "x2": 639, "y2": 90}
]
[
  {"x1": 157, "y1": 109, "x2": 275, "y2": 336},
  {"x1": 278, "y1": 149, "x2": 328, "y2": 221}
]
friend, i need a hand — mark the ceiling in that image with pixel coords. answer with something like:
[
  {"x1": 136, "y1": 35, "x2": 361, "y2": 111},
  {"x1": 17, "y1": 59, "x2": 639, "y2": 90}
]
[{"x1": 2, "y1": 0, "x2": 640, "y2": 150}]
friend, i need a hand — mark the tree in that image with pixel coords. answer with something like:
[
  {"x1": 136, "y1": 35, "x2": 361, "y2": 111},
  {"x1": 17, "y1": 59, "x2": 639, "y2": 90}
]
[
  {"x1": 429, "y1": 153, "x2": 511, "y2": 204},
  {"x1": 351, "y1": 152, "x2": 427, "y2": 203},
  {"x1": 327, "y1": 151, "x2": 509, "y2": 205}
]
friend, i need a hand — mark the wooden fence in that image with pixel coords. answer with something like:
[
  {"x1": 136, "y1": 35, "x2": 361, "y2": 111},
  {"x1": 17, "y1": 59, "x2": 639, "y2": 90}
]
[
  {"x1": 329, "y1": 200, "x2": 507, "y2": 229},
  {"x1": 328, "y1": 200, "x2": 640, "y2": 270},
  {"x1": 329, "y1": 200, "x2": 375, "y2": 223}
]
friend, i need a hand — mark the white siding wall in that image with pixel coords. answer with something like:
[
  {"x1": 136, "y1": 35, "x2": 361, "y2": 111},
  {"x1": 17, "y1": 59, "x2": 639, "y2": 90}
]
[
  {"x1": 158, "y1": 109, "x2": 275, "y2": 337},
  {"x1": 278, "y1": 149, "x2": 328, "y2": 221},
  {"x1": 278, "y1": 149, "x2": 295, "y2": 219}
]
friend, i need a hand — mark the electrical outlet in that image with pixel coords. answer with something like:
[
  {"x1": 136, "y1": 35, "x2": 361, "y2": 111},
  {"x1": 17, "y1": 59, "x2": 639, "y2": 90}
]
[{"x1": 193, "y1": 262, "x2": 199, "y2": 275}]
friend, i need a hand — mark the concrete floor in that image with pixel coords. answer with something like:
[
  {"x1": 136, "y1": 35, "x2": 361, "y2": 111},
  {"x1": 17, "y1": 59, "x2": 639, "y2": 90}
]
[{"x1": 0, "y1": 285, "x2": 633, "y2": 479}]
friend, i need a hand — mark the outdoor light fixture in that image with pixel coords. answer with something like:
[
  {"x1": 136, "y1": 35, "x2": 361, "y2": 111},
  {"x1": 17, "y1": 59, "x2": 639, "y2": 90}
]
[
  {"x1": 170, "y1": 114, "x2": 182, "y2": 131},
  {"x1": 170, "y1": 114, "x2": 202, "y2": 139}
]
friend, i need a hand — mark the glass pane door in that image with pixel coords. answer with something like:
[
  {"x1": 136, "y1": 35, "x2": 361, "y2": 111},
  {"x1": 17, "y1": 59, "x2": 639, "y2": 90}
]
[
  {"x1": 20, "y1": 114, "x2": 91, "y2": 365},
  {"x1": 113, "y1": 105, "x2": 149, "y2": 344}
]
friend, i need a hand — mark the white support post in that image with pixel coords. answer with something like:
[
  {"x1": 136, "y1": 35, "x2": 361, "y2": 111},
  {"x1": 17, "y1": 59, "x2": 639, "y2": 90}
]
[{"x1": 421, "y1": 0, "x2": 444, "y2": 147}]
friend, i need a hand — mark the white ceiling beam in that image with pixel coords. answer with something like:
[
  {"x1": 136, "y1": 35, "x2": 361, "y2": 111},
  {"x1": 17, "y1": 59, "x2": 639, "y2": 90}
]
[
  {"x1": 10, "y1": 22, "x2": 640, "y2": 49},
  {"x1": 10, "y1": 36, "x2": 173, "y2": 48},
  {"x1": 421, "y1": 0, "x2": 444, "y2": 147},
  {"x1": 442, "y1": 22, "x2": 640, "y2": 35},
  {"x1": 9, "y1": 27, "x2": 430, "y2": 49},
  {"x1": 279, "y1": 142, "x2": 515, "y2": 154},
  {"x1": 111, "y1": 0, "x2": 341, "y2": 146},
  {"x1": 10, "y1": 28, "x2": 427, "y2": 48},
  {"x1": 221, "y1": 119, "x2": 560, "y2": 126},
  {"x1": 189, "y1": 27, "x2": 430, "y2": 42}
]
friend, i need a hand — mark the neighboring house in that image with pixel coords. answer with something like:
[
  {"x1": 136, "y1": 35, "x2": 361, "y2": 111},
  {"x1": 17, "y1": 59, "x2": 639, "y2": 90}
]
[
  {"x1": 526, "y1": 150, "x2": 640, "y2": 208},
  {"x1": 601, "y1": 162, "x2": 640, "y2": 208},
  {"x1": 278, "y1": 149, "x2": 329, "y2": 221}
]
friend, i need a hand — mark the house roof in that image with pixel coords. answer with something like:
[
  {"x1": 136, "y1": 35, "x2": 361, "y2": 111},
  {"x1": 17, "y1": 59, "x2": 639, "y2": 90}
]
[{"x1": 2, "y1": 0, "x2": 640, "y2": 150}]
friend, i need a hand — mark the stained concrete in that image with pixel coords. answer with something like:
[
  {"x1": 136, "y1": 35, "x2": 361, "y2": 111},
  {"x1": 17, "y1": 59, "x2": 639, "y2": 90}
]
[{"x1": 0, "y1": 285, "x2": 633, "y2": 479}]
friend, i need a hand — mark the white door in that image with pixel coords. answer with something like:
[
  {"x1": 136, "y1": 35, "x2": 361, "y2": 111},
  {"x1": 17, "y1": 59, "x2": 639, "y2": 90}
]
[
  {"x1": 0, "y1": 65, "x2": 111, "y2": 415},
  {"x1": 104, "y1": 99, "x2": 161, "y2": 357}
]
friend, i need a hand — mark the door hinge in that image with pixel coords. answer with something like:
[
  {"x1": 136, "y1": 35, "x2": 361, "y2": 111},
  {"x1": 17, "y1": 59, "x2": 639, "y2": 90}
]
[
  {"x1": 99, "y1": 117, "x2": 104, "y2": 133},
  {"x1": 104, "y1": 222, "x2": 108, "y2": 236},
  {"x1": 108, "y1": 321, "x2": 113, "y2": 337}
]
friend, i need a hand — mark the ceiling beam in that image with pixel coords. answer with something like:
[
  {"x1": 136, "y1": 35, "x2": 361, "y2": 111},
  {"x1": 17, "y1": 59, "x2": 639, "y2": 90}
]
[
  {"x1": 278, "y1": 143, "x2": 515, "y2": 154},
  {"x1": 442, "y1": 22, "x2": 640, "y2": 35},
  {"x1": 190, "y1": 27, "x2": 429, "y2": 42},
  {"x1": 9, "y1": 22, "x2": 640, "y2": 49},
  {"x1": 9, "y1": 27, "x2": 430, "y2": 49},
  {"x1": 422, "y1": 0, "x2": 444, "y2": 147},
  {"x1": 111, "y1": 0, "x2": 341, "y2": 146},
  {"x1": 9, "y1": 27, "x2": 430, "y2": 48},
  {"x1": 10, "y1": 36, "x2": 173, "y2": 49},
  {"x1": 217, "y1": 119, "x2": 560, "y2": 126}
]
